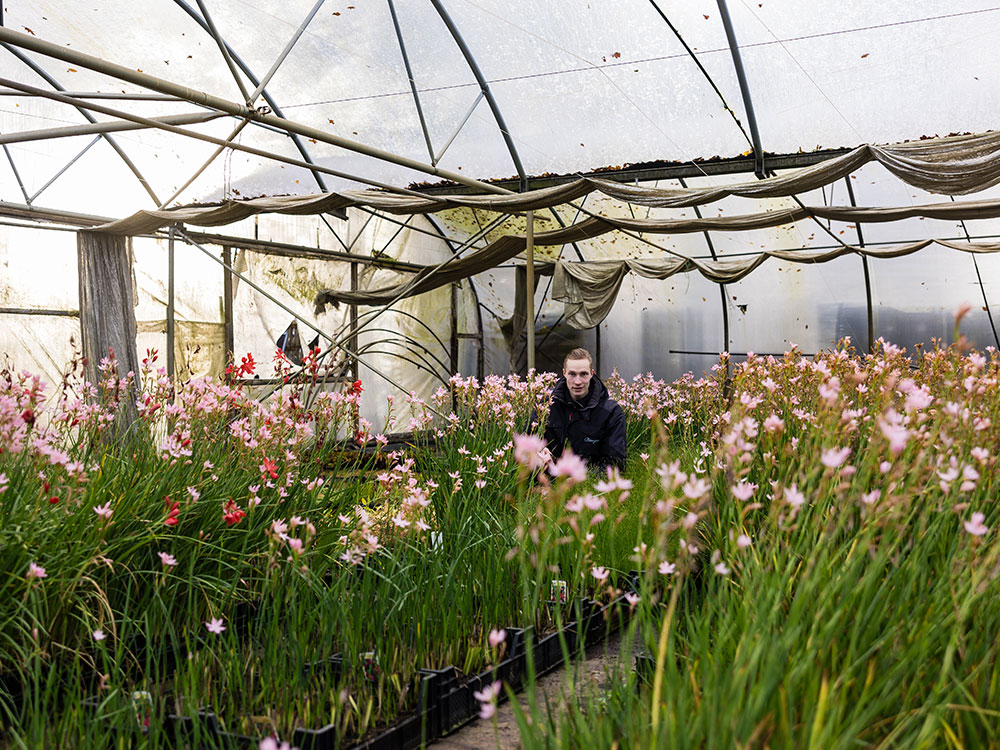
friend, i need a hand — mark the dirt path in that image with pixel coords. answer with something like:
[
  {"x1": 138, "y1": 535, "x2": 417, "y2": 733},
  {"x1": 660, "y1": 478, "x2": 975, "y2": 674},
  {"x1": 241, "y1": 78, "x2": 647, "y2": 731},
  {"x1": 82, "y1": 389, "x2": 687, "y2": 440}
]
[{"x1": 432, "y1": 629, "x2": 628, "y2": 750}]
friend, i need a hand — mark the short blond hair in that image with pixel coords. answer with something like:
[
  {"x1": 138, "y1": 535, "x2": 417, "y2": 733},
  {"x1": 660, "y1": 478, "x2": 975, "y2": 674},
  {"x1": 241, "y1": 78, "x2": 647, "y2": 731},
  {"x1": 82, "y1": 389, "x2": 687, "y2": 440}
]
[{"x1": 563, "y1": 347, "x2": 593, "y2": 370}]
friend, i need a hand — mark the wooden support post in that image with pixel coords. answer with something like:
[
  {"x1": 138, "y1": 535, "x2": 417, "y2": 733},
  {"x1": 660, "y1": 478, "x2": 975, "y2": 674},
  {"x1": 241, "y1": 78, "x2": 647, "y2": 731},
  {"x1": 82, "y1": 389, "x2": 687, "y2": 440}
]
[
  {"x1": 167, "y1": 226, "x2": 175, "y2": 378},
  {"x1": 525, "y1": 209, "x2": 535, "y2": 373},
  {"x1": 77, "y1": 229, "x2": 139, "y2": 427},
  {"x1": 450, "y1": 282, "x2": 459, "y2": 375},
  {"x1": 223, "y1": 245, "x2": 234, "y2": 367},
  {"x1": 349, "y1": 260, "x2": 359, "y2": 383}
]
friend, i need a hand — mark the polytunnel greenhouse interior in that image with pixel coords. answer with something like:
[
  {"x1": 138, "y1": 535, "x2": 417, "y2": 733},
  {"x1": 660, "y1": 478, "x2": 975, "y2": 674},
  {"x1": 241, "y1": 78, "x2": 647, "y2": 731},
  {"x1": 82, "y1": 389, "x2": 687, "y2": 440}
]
[{"x1": 2, "y1": 2, "x2": 1000, "y2": 748}]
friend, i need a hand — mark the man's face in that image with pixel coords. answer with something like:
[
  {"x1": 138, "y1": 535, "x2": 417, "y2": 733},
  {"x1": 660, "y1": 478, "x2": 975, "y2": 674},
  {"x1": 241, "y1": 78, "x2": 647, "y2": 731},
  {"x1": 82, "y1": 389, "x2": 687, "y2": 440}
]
[{"x1": 563, "y1": 358, "x2": 593, "y2": 401}]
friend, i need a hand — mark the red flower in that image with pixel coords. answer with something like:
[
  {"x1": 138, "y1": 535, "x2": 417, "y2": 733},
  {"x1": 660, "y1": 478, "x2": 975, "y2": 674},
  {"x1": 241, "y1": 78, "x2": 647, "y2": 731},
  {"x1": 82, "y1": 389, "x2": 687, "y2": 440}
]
[
  {"x1": 222, "y1": 499, "x2": 246, "y2": 526},
  {"x1": 164, "y1": 498, "x2": 180, "y2": 527},
  {"x1": 261, "y1": 458, "x2": 279, "y2": 480},
  {"x1": 48, "y1": 496, "x2": 60, "y2": 504},
  {"x1": 348, "y1": 379, "x2": 363, "y2": 396},
  {"x1": 226, "y1": 352, "x2": 257, "y2": 378}
]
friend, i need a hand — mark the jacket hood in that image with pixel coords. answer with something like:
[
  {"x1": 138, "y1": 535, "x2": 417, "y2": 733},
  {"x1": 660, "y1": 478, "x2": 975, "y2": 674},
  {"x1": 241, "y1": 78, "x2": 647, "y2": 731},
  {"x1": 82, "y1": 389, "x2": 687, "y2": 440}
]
[{"x1": 552, "y1": 374, "x2": 609, "y2": 411}]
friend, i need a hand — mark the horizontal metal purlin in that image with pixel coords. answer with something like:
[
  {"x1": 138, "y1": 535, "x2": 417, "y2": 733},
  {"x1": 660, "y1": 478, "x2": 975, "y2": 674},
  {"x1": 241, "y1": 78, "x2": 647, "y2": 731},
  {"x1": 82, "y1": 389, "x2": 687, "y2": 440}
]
[
  {"x1": 180, "y1": 229, "x2": 422, "y2": 272},
  {"x1": 670, "y1": 349, "x2": 817, "y2": 358},
  {"x1": 0, "y1": 307, "x2": 79, "y2": 317},
  {"x1": 414, "y1": 148, "x2": 854, "y2": 195}
]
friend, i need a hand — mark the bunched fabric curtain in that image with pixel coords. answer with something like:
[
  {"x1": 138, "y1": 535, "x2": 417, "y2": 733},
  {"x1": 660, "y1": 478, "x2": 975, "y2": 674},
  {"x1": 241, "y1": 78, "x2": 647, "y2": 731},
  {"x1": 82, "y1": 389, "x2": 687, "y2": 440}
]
[{"x1": 97, "y1": 131, "x2": 1000, "y2": 235}]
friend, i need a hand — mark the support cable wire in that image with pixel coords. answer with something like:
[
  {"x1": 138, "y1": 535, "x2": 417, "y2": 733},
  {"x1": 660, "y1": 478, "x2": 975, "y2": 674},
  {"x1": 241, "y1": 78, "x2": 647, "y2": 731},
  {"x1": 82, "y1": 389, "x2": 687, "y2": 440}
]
[
  {"x1": 646, "y1": 0, "x2": 754, "y2": 153},
  {"x1": 0, "y1": 77, "x2": 475, "y2": 201},
  {"x1": 162, "y1": 0, "x2": 327, "y2": 208},
  {"x1": 172, "y1": 0, "x2": 330, "y2": 193},
  {"x1": 0, "y1": 46, "x2": 161, "y2": 206},
  {"x1": 386, "y1": 0, "x2": 435, "y2": 165},
  {"x1": 950, "y1": 194, "x2": 1000, "y2": 350}
]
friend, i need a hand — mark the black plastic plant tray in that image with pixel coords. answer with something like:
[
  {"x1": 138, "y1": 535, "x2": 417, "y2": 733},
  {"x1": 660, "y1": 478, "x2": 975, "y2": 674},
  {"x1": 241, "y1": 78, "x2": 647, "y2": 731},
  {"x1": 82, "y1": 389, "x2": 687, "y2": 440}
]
[{"x1": 83, "y1": 590, "x2": 632, "y2": 750}]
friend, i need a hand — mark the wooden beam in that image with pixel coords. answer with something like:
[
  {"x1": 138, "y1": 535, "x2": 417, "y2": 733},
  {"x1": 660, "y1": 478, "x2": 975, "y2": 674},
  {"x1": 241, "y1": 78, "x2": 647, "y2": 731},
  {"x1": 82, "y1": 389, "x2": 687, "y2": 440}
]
[{"x1": 77, "y1": 230, "x2": 139, "y2": 429}]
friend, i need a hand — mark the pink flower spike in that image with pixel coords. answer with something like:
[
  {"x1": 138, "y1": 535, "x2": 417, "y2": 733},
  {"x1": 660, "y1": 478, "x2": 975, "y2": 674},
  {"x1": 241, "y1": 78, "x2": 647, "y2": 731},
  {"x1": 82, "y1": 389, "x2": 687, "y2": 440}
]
[
  {"x1": 488, "y1": 628, "x2": 506, "y2": 649},
  {"x1": 964, "y1": 512, "x2": 989, "y2": 537},
  {"x1": 27, "y1": 562, "x2": 46, "y2": 579},
  {"x1": 821, "y1": 446, "x2": 851, "y2": 468},
  {"x1": 158, "y1": 551, "x2": 178, "y2": 567},
  {"x1": 205, "y1": 617, "x2": 226, "y2": 634},
  {"x1": 549, "y1": 450, "x2": 587, "y2": 484},
  {"x1": 473, "y1": 680, "x2": 502, "y2": 720},
  {"x1": 512, "y1": 433, "x2": 547, "y2": 470}
]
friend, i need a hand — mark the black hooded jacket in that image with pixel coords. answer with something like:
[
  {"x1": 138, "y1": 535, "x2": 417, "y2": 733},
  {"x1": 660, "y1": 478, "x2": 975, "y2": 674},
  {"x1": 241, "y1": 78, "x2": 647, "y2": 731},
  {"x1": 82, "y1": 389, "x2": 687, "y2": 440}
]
[{"x1": 544, "y1": 375, "x2": 626, "y2": 472}]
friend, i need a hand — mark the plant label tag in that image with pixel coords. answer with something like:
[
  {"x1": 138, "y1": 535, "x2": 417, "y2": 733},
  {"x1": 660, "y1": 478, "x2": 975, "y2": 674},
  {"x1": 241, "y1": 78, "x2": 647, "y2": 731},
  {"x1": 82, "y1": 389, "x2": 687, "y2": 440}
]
[
  {"x1": 131, "y1": 690, "x2": 153, "y2": 732},
  {"x1": 360, "y1": 651, "x2": 379, "y2": 682},
  {"x1": 549, "y1": 579, "x2": 567, "y2": 604}
]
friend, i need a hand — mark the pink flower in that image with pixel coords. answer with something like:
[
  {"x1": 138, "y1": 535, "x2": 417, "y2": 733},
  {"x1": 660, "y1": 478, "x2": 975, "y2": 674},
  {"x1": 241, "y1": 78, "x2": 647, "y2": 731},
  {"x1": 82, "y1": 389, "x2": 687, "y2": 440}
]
[
  {"x1": 785, "y1": 484, "x2": 805, "y2": 508},
  {"x1": 27, "y1": 562, "x2": 46, "y2": 579},
  {"x1": 158, "y1": 551, "x2": 178, "y2": 567},
  {"x1": 714, "y1": 561, "x2": 731, "y2": 576},
  {"x1": 512, "y1": 433, "x2": 548, "y2": 470},
  {"x1": 763, "y1": 414, "x2": 784, "y2": 432},
  {"x1": 821, "y1": 447, "x2": 851, "y2": 468},
  {"x1": 861, "y1": 490, "x2": 880, "y2": 506},
  {"x1": 93, "y1": 502, "x2": 113, "y2": 519},
  {"x1": 474, "y1": 479, "x2": 487, "y2": 490},
  {"x1": 488, "y1": 628, "x2": 506, "y2": 649},
  {"x1": 550, "y1": 450, "x2": 587, "y2": 484},
  {"x1": 473, "y1": 680, "x2": 502, "y2": 720},
  {"x1": 259, "y1": 739, "x2": 293, "y2": 750},
  {"x1": 964, "y1": 512, "x2": 989, "y2": 536},
  {"x1": 736, "y1": 534, "x2": 751, "y2": 549},
  {"x1": 92, "y1": 629, "x2": 107, "y2": 641},
  {"x1": 625, "y1": 592, "x2": 640, "y2": 607},
  {"x1": 286, "y1": 537, "x2": 304, "y2": 555},
  {"x1": 682, "y1": 477, "x2": 710, "y2": 499},
  {"x1": 591, "y1": 566, "x2": 609, "y2": 582},
  {"x1": 205, "y1": 617, "x2": 226, "y2": 634},
  {"x1": 731, "y1": 481, "x2": 756, "y2": 501},
  {"x1": 391, "y1": 515, "x2": 411, "y2": 528},
  {"x1": 658, "y1": 560, "x2": 676, "y2": 576}
]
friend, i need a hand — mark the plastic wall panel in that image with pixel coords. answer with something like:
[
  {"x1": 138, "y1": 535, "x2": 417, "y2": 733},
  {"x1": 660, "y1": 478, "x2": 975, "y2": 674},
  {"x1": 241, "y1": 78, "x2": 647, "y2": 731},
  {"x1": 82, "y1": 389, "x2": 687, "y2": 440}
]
[
  {"x1": 133, "y1": 236, "x2": 226, "y2": 378},
  {"x1": 725, "y1": 254, "x2": 871, "y2": 356},
  {"x1": 0, "y1": 313, "x2": 81, "y2": 393},
  {"x1": 599, "y1": 271, "x2": 726, "y2": 382},
  {"x1": 867, "y1": 245, "x2": 997, "y2": 351}
]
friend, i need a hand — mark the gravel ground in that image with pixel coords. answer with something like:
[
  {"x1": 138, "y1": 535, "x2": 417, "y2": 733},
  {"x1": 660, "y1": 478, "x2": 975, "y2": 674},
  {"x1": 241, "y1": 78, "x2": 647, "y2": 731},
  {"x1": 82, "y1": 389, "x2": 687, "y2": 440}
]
[{"x1": 432, "y1": 629, "x2": 629, "y2": 750}]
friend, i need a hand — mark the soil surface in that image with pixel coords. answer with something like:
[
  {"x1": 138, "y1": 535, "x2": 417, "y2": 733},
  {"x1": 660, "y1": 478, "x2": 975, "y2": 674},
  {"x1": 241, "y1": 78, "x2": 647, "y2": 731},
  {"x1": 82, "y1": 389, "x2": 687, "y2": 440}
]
[{"x1": 431, "y1": 629, "x2": 629, "y2": 750}]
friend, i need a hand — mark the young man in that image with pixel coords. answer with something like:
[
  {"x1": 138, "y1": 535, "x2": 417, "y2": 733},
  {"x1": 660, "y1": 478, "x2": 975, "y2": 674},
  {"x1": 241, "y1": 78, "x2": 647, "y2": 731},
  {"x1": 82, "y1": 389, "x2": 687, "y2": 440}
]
[{"x1": 542, "y1": 347, "x2": 626, "y2": 472}]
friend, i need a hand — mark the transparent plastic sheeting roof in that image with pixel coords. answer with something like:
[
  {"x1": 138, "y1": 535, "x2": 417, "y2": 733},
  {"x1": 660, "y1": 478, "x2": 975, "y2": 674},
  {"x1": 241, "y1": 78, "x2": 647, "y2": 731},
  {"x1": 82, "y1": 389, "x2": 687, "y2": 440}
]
[
  {"x1": 1, "y1": 1, "x2": 999, "y2": 217},
  {"x1": 3, "y1": 1, "x2": 1000, "y2": 402}
]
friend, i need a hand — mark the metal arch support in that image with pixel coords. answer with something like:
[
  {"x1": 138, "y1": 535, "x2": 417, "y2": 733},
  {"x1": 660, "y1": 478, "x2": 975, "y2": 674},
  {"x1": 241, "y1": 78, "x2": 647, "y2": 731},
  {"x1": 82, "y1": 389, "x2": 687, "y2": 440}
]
[
  {"x1": 679, "y1": 176, "x2": 730, "y2": 356},
  {"x1": 843, "y1": 176, "x2": 876, "y2": 354},
  {"x1": 716, "y1": 0, "x2": 766, "y2": 179},
  {"x1": 0, "y1": 45, "x2": 161, "y2": 206},
  {"x1": 195, "y1": 0, "x2": 251, "y2": 104},
  {"x1": 386, "y1": 0, "x2": 435, "y2": 165},
  {"x1": 429, "y1": 0, "x2": 526, "y2": 185},
  {"x1": 172, "y1": 0, "x2": 330, "y2": 194}
]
